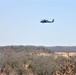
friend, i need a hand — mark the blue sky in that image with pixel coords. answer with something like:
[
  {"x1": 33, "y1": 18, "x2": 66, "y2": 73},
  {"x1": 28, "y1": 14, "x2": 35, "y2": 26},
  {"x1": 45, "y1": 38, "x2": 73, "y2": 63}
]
[{"x1": 0, "y1": 0, "x2": 76, "y2": 46}]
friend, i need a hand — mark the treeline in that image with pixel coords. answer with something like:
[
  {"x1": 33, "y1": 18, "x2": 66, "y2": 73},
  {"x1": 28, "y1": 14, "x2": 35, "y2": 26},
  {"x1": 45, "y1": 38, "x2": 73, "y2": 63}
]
[
  {"x1": 0, "y1": 45, "x2": 76, "y2": 52},
  {"x1": 0, "y1": 45, "x2": 53, "y2": 53}
]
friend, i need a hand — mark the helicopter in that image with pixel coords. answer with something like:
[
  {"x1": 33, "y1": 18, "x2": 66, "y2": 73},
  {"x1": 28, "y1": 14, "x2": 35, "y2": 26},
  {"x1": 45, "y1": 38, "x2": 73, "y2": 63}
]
[{"x1": 40, "y1": 19, "x2": 54, "y2": 23}]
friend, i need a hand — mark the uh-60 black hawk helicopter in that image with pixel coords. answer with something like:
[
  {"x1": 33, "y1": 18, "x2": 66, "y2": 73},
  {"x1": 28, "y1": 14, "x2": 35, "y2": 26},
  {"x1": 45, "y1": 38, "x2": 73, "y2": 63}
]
[{"x1": 40, "y1": 19, "x2": 54, "y2": 23}]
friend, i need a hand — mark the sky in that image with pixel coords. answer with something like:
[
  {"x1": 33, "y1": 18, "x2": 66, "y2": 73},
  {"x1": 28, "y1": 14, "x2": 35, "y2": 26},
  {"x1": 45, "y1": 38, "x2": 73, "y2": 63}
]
[{"x1": 0, "y1": 0, "x2": 76, "y2": 46}]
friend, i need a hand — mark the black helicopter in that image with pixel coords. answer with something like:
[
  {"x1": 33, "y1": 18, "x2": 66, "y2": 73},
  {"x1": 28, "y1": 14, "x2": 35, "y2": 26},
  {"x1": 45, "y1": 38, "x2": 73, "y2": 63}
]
[{"x1": 40, "y1": 19, "x2": 54, "y2": 23}]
